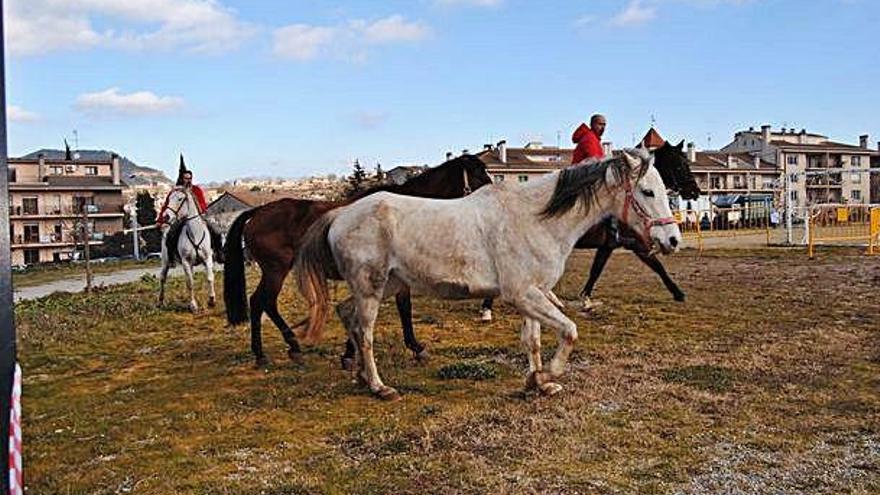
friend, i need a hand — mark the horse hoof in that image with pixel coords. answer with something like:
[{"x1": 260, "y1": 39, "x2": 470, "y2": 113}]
[
  {"x1": 414, "y1": 350, "x2": 430, "y2": 362},
  {"x1": 341, "y1": 357, "x2": 356, "y2": 372},
  {"x1": 287, "y1": 349, "x2": 302, "y2": 362},
  {"x1": 581, "y1": 297, "x2": 603, "y2": 313},
  {"x1": 480, "y1": 309, "x2": 492, "y2": 322},
  {"x1": 524, "y1": 371, "x2": 552, "y2": 392},
  {"x1": 539, "y1": 382, "x2": 564, "y2": 396},
  {"x1": 376, "y1": 387, "x2": 401, "y2": 402},
  {"x1": 674, "y1": 293, "x2": 686, "y2": 302},
  {"x1": 254, "y1": 356, "x2": 271, "y2": 369},
  {"x1": 208, "y1": 297, "x2": 216, "y2": 308}
]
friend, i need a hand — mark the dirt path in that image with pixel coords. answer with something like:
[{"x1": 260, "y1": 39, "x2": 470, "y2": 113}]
[{"x1": 13, "y1": 265, "x2": 186, "y2": 301}]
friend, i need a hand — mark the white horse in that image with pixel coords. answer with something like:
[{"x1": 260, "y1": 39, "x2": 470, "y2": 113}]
[
  {"x1": 158, "y1": 187, "x2": 217, "y2": 312},
  {"x1": 296, "y1": 148, "x2": 681, "y2": 401}
]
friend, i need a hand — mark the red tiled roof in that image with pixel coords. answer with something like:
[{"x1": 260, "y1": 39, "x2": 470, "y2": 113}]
[
  {"x1": 641, "y1": 127, "x2": 665, "y2": 148},
  {"x1": 769, "y1": 140, "x2": 870, "y2": 152},
  {"x1": 477, "y1": 148, "x2": 573, "y2": 169}
]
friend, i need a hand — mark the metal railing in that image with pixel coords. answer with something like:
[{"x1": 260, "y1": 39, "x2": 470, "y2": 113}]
[{"x1": 807, "y1": 204, "x2": 880, "y2": 258}]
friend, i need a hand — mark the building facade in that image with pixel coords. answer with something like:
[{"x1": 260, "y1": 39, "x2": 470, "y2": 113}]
[
  {"x1": 721, "y1": 125, "x2": 876, "y2": 207},
  {"x1": 8, "y1": 153, "x2": 125, "y2": 265},
  {"x1": 477, "y1": 140, "x2": 574, "y2": 184}
]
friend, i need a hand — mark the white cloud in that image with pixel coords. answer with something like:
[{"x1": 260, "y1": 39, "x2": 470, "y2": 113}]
[
  {"x1": 357, "y1": 15, "x2": 430, "y2": 44},
  {"x1": 272, "y1": 24, "x2": 338, "y2": 61},
  {"x1": 351, "y1": 110, "x2": 389, "y2": 130},
  {"x1": 5, "y1": 0, "x2": 256, "y2": 56},
  {"x1": 609, "y1": 0, "x2": 656, "y2": 27},
  {"x1": 7, "y1": 105, "x2": 39, "y2": 122},
  {"x1": 273, "y1": 15, "x2": 430, "y2": 62},
  {"x1": 75, "y1": 87, "x2": 185, "y2": 117},
  {"x1": 435, "y1": 0, "x2": 503, "y2": 7}
]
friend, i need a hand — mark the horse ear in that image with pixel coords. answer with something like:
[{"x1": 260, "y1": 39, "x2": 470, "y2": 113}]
[{"x1": 676, "y1": 139, "x2": 685, "y2": 150}]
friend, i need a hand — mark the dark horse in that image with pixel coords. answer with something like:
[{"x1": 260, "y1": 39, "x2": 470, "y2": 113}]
[
  {"x1": 223, "y1": 155, "x2": 493, "y2": 367},
  {"x1": 478, "y1": 140, "x2": 701, "y2": 319}
]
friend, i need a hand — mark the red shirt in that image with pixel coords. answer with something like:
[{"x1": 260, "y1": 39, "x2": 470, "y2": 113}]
[
  {"x1": 157, "y1": 185, "x2": 208, "y2": 224},
  {"x1": 571, "y1": 123, "x2": 605, "y2": 165}
]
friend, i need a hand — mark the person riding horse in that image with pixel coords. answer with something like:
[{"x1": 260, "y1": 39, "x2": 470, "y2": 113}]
[
  {"x1": 158, "y1": 156, "x2": 209, "y2": 228},
  {"x1": 157, "y1": 155, "x2": 222, "y2": 264}
]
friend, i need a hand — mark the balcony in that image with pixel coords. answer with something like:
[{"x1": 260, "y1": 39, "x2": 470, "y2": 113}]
[
  {"x1": 806, "y1": 173, "x2": 842, "y2": 188},
  {"x1": 8, "y1": 204, "x2": 124, "y2": 218},
  {"x1": 11, "y1": 232, "x2": 103, "y2": 248}
]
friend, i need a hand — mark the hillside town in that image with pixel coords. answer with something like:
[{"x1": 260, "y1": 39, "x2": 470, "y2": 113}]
[{"x1": 7, "y1": 124, "x2": 880, "y2": 267}]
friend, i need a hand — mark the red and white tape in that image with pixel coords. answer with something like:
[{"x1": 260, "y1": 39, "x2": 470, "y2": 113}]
[{"x1": 8, "y1": 364, "x2": 21, "y2": 495}]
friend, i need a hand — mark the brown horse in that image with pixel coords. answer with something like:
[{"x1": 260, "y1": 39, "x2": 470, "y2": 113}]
[{"x1": 223, "y1": 155, "x2": 493, "y2": 367}]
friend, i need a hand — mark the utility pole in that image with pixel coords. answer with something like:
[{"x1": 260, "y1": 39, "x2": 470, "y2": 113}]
[
  {"x1": 81, "y1": 206, "x2": 92, "y2": 292},
  {"x1": 130, "y1": 203, "x2": 139, "y2": 260}
]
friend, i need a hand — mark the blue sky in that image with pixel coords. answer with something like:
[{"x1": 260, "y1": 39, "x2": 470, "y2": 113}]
[{"x1": 6, "y1": 0, "x2": 879, "y2": 182}]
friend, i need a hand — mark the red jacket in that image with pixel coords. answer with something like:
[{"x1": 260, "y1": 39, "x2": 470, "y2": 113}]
[
  {"x1": 571, "y1": 123, "x2": 604, "y2": 165},
  {"x1": 157, "y1": 185, "x2": 208, "y2": 224}
]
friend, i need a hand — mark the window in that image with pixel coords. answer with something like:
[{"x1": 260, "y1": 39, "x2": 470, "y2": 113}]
[
  {"x1": 790, "y1": 191, "x2": 799, "y2": 202},
  {"x1": 74, "y1": 196, "x2": 94, "y2": 213},
  {"x1": 518, "y1": 175, "x2": 529, "y2": 183},
  {"x1": 7, "y1": 168, "x2": 15, "y2": 183},
  {"x1": 851, "y1": 171, "x2": 861, "y2": 184},
  {"x1": 53, "y1": 224, "x2": 63, "y2": 242},
  {"x1": 493, "y1": 175, "x2": 504, "y2": 183},
  {"x1": 710, "y1": 177, "x2": 722, "y2": 189},
  {"x1": 85, "y1": 166, "x2": 98, "y2": 176},
  {"x1": 23, "y1": 249, "x2": 39, "y2": 265},
  {"x1": 733, "y1": 176, "x2": 743, "y2": 188},
  {"x1": 789, "y1": 173, "x2": 799, "y2": 184},
  {"x1": 851, "y1": 156, "x2": 861, "y2": 167},
  {"x1": 851, "y1": 190, "x2": 861, "y2": 201},
  {"x1": 22, "y1": 197, "x2": 38, "y2": 215},
  {"x1": 50, "y1": 166, "x2": 64, "y2": 175},
  {"x1": 23, "y1": 224, "x2": 39, "y2": 244},
  {"x1": 786, "y1": 155, "x2": 798, "y2": 165}
]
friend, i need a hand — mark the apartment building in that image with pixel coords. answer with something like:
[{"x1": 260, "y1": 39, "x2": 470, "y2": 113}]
[{"x1": 8, "y1": 153, "x2": 125, "y2": 265}]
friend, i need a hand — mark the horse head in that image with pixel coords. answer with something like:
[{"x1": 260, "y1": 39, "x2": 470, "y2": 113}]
[
  {"x1": 163, "y1": 187, "x2": 200, "y2": 223},
  {"x1": 457, "y1": 155, "x2": 494, "y2": 195},
  {"x1": 619, "y1": 148, "x2": 683, "y2": 254},
  {"x1": 654, "y1": 140, "x2": 701, "y2": 201}
]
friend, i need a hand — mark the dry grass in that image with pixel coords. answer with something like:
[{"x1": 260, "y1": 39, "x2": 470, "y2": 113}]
[{"x1": 18, "y1": 249, "x2": 880, "y2": 494}]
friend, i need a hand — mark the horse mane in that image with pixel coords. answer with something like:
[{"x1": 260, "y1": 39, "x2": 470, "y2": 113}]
[
  {"x1": 540, "y1": 151, "x2": 645, "y2": 219},
  {"x1": 348, "y1": 155, "x2": 484, "y2": 200}
]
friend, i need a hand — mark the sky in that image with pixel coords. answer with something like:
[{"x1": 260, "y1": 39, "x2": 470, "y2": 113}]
[{"x1": 5, "y1": 0, "x2": 880, "y2": 182}]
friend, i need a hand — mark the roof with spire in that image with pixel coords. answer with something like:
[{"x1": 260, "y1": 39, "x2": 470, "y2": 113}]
[{"x1": 641, "y1": 127, "x2": 666, "y2": 149}]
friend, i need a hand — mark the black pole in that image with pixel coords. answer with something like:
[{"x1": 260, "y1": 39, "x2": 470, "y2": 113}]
[{"x1": 0, "y1": 0, "x2": 17, "y2": 491}]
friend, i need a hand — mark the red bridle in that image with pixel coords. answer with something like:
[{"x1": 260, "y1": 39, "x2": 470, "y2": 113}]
[{"x1": 620, "y1": 174, "x2": 677, "y2": 241}]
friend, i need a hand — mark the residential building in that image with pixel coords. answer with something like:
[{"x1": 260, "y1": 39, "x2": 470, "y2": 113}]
[
  {"x1": 683, "y1": 143, "x2": 780, "y2": 211},
  {"x1": 721, "y1": 125, "x2": 875, "y2": 206},
  {"x1": 8, "y1": 153, "x2": 125, "y2": 265},
  {"x1": 477, "y1": 140, "x2": 574, "y2": 184}
]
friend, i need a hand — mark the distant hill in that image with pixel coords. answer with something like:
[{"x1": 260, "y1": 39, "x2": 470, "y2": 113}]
[{"x1": 18, "y1": 149, "x2": 173, "y2": 187}]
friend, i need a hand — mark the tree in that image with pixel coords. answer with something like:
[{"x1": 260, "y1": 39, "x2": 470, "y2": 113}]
[
  {"x1": 375, "y1": 162, "x2": 385, "y2": 182},
  {"x1": 136, "y1": 191, "x2": 157, "y2": 226},
  {"x1": 347, "y1": 159, "x2": 367, "y2": 195}
]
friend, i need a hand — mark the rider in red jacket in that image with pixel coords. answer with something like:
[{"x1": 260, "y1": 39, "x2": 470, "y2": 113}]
[
  {"x1": 157, "y1": 157, "x2": 208, "y2": 226},
  {"x1": 571, "y1": 114, "x2": 606, "y2": 164}
]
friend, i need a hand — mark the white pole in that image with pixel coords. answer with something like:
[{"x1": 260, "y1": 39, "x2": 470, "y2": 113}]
[
  {"x1": 785, "y1": 163, "x2": 793, "y2": 245},
  {"x1": 130, "y1": 204, "x2": 139, "y2": 260}
]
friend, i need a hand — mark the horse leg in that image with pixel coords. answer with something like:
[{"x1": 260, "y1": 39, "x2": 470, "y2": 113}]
[
  {"x1": 204, "y1": 255, "x2": 216, "y2": 308},
  {"x1": 249, "y1": 280, "x2": 269, "y2": 368},
  {"x1": 396, "y1": 287, "x2": 428, "y2": 361},
  {"x1": 515, "y1": 287, "x2": 579, "y2": 396},
  {"x1": 520, "y1": 318, "x2": 542, "y2": 374},
  {"x1": 579, "y1": 245, "x2": 614, "y2": 310},
  {"x1": 261, "y1": 269, "x2": 302, "y2": 361},
  {"x1": 480, "y1": 297, "x2": 494, "y2": 322},
  {"x1": 350, "y1": 293, "x2": 399, "y2": 401},
  {"x1": 336, "y1": 297, "x2": 358, "y2": 371},
  {"x1": 157, "y1": 261, "x2": 170, "y2": 306},
  {"x1": 635, "y1": 250, "x2": 686, "y2": 302},
  {"x1": 181, "y1": 259, "x2": 198, "y2": 313}
]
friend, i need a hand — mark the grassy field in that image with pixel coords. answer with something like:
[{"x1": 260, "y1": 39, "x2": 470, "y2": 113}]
[
  {"x1": 18, "y1": 249, "x2": 880, "y2": 494},
  {"x1": 12, "y1": 258, "x2": 160, "y2": 288}
]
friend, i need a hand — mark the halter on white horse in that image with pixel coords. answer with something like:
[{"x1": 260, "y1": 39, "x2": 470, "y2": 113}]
[
  {"x1": 296, "y1": 148, "x2": 681, "y2": 401},
  {"x1": 158, "y1": 187, "x2": 217, "y2": 313}
]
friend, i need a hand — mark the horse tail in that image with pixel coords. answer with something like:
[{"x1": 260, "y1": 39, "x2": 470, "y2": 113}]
[
  {"x1": 223, "y1": 208, "x2": 256, "y2": 326},
  {"x1": 295, "y1": 210, "x2": 340, "y2": 345}
]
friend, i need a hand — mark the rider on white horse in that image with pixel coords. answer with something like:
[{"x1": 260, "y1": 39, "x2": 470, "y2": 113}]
[{"x1": 156, "y1": 155, "x2": 218, "y2": 313}]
